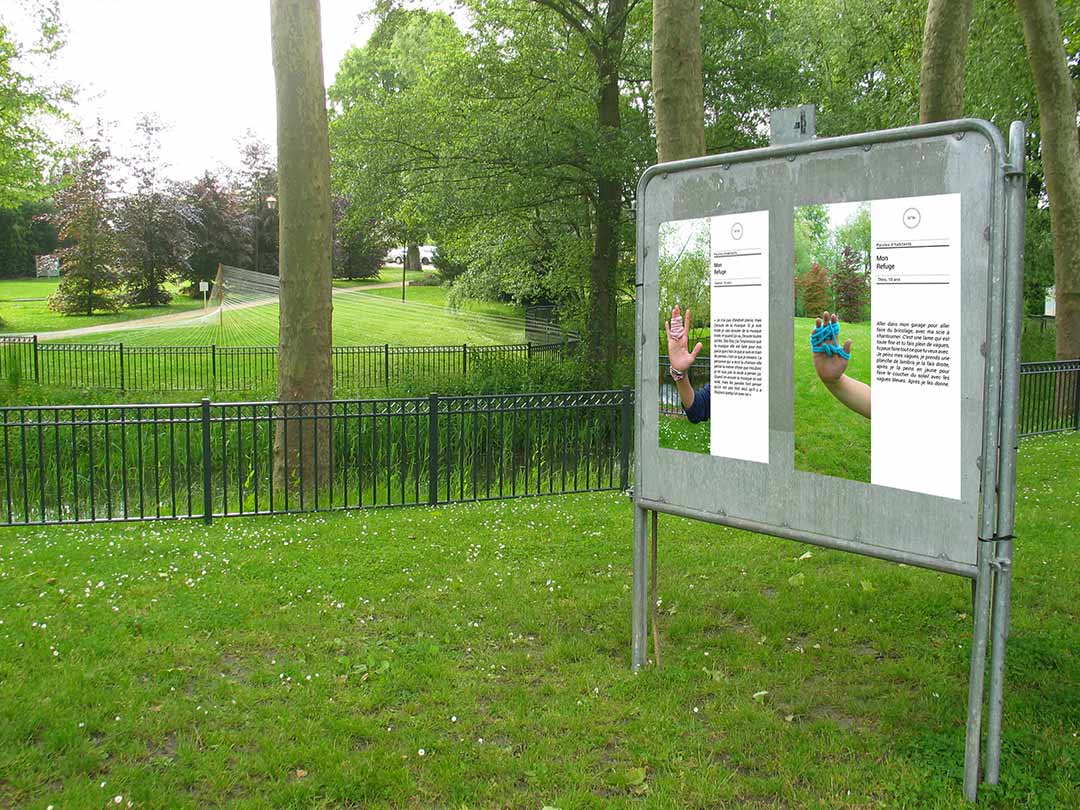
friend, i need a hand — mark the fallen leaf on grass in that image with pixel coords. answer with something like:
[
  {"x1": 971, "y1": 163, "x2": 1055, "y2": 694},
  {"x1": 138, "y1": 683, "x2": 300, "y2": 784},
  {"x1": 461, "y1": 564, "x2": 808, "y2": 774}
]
[
  {"x1": 294, "y1": 769, "x2": 307, "y2": 779},
  {"x1": 752, "y1": 690, "x2": 769, "y2": 702},
  {"x1": 788, "y1": 573, "x2": 805, "y2": 587},
  {"x1": 860, "y1": 580, "x2": 877, "y2": 592}
]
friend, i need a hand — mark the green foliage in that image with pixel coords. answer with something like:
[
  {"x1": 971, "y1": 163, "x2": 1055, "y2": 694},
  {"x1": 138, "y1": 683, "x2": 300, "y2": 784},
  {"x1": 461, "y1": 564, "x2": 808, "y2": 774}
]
[
  {"x1": 117, "y1": 115, "x2": 193, "y2": 307},
  {"x1": 181, "y1": 171, "x2": 247, "y2": 292},
  {"x1": 795, "y1": 262, "x2": 831, "y2": 319},
  {"x1": 658, "y1": 220, "x2": 710, "y2": 331},
  {"x1": 832, "y1": 245, "x2": 870, "y2": 323},
  {"x1": 46, "y1": 131, "x2": 123, "y2": 316},
  {"x1": 0, "y1": 199, "x2": 59, "y2": 278},
  {"x1": 0, "y1": 10, "x2": 69, "y2": 208}
]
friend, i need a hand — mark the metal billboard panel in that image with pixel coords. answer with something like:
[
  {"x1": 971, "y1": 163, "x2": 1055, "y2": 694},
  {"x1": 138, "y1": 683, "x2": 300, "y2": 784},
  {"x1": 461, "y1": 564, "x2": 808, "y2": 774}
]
[{"x1": 634, "y1": 121, "x2": 1006, "y2": 575}]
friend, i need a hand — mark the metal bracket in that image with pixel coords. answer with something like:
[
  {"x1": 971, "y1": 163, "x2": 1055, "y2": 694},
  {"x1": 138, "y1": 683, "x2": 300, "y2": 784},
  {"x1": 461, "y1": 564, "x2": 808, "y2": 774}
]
[{"x1": 989, "y1": 558, "x2": 1012, "y2": 574}]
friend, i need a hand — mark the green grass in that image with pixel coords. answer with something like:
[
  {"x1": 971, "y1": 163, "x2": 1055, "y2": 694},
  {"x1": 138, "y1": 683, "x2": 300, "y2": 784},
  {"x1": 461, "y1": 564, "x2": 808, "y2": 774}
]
[
  {"x1": 0, "y1": 432, "x2": 1075, "y2": 808},
  {"x1": 0, "y1": 279, "x2": 204, "y2": 335},
  {"x1": 1021, "y1": 318, "x2": 1058, "y2": 363},
  {"x1": 333, "y1": 267, "x2": 437, "y2": 287},
  {"x1": 793, "y1": 316, "x2": 872, "y2": 482},
  {"x1": 46, "y1": 288, "x2": 526, "y2": 349},
  {"x1": 0, "y1": 278, "x2": 61, "y2": 300}
]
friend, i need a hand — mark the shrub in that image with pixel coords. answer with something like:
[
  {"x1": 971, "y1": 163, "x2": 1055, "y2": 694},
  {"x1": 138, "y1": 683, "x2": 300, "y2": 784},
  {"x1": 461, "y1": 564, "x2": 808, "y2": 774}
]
[{"x1": 795, "y1": 262, "x2": 831, "y2": 318}]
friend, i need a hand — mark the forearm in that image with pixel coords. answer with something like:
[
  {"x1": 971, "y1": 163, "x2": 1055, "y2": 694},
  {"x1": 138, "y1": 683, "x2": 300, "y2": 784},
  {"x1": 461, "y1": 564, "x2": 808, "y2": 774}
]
[
  {"x1": 824, "y1": 375, "x2": 871, "y2": 419},
  {"x1": 677, "y1": 375, "x2": 696, "y2": 409}
]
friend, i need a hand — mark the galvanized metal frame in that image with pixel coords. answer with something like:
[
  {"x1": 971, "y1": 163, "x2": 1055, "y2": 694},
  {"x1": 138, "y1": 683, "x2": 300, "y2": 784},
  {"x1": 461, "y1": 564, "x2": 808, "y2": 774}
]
[{"x1": 632, "y1": 119, "x2": 1025, "y2": 802}]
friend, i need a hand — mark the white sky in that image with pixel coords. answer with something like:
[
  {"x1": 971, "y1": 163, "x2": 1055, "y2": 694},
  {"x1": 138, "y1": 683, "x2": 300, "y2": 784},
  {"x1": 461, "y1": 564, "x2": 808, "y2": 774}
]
[{"x1": 10, "y1": 0, "x2": 380, "y2": 180}]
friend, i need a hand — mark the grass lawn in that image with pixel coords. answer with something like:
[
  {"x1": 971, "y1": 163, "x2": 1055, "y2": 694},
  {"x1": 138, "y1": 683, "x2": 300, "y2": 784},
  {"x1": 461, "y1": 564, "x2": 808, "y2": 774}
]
[
  {"x1": 0, "y1": 433, "x2": 1075, "y2": 809},
  {"x1": 47, "y1": 288, "x2": 526, "y2": 348},
  {"x1": 0, "y1": 278, "x2": 61, "y2": 301},
  {"x1": 333, "y1": 267, "x2": 437, "y2": 288},
  {"x1": 793, "y1": 316, "x2": 872, "y2": 482},
  {"x1": 1, "y1": 279, "x2": 203, "y2": 335}
]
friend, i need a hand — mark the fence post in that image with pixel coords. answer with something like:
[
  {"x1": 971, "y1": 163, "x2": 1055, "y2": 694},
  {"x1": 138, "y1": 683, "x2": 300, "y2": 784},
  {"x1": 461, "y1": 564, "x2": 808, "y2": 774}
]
[
  {"x1": 201, "y1": 398, "x2": 213, "y2": 524},
  {"x1": 118, "y1": 343, "x2": 125, "y2": 391},
  {"x1": 384, "y1": 343, "x2": 390, "y2": 388},
  {"x1": 1074, "y1": 366, "x2": 1080, "y2": 431},
  {"x1": 428, "y1": 392, "x2": 439, "y2": 505},
  {"x1": 211, "y1": 344, "x2": 217, "y2": 388},
  {"x1": 619, "y1": 386, "x2": 632, "y2": 491},
  {"x1": 462, "y1": 343, "x2": 468, "y2": 376},
  {"x1": 32, "y1": 335, "x2": 39, "y2": 383},
  {"x1": 527, "y1": 341, "x2": 533, "y2": 361}
]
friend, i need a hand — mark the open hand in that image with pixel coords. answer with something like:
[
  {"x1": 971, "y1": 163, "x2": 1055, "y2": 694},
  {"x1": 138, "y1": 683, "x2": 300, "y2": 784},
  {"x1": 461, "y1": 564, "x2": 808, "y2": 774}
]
[
  {"x1": 811, "y1": 311, "x2": 853, "y2": 384},
  {"x1": 665, "y1": 305, "x2": 703, "y2": 373}
]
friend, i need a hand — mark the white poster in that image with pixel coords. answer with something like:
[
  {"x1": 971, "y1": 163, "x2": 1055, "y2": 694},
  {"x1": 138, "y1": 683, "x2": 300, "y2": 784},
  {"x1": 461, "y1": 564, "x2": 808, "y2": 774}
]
[
  {"x1": 870, "y1": 193, "x2": 961, "y2": 499},
  {"x1": 709, "y1": 210, "x2": 769, "y2": 463}
]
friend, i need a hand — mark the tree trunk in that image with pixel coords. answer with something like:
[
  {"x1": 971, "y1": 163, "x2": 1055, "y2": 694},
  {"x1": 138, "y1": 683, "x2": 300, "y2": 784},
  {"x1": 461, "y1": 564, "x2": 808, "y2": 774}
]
[
  {"x1": 918, "y1": 0, "x2": 972, "y2": 123},
  {"x1": 406, "y1": 242, "x2": 421, "y2": 271},
  {"x1": 587, "y1": 2, "x2": 628, "y2": 389},
  {"x1": 1018, "y1": 0, "x2": 1080, "y2": 361},
  {"x1": 271, "y1": 0, "x2": 334, "y2": 494},
  {"x1": 652, "y1": 0, "x2": 705, "y2": 162}
]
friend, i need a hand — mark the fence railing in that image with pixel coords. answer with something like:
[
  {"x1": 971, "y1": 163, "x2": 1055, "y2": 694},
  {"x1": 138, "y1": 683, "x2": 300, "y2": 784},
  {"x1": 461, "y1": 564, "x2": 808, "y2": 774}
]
[
  {"x1": 0, "y1": 388, "x2": 632, "y2": 526},
  {"x1": 0, "y1": 336, "x2": 577, "y2": 393},
  {"x1": 1018, "y1": 360, "x2": 1080, "y2": 436},
  {"x1": 659, "y1": 355, "x2": 1080, "y2": 438}
]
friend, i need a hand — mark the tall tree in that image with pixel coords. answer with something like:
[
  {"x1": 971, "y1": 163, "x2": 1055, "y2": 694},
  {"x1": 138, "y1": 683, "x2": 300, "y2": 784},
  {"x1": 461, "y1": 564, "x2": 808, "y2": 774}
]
[
  {"x1": 919, "y1": 0, "x2": 973, "y2": 122},
  {"x1": 117, "y1": 114, "x2": 193, "y2": 307},
  {"x1": 652, "y1": 0, "x2": 704, "y2": 162},
  {"x1": 271, "y1": 0, "x2": 334, "y2": 484},
  {"x1": 0, "y1": 4, "x2": 68, "y2": 208},
  {"x1": 528, "y1": 0, "x2": 638, "y2": 386},
  {"x1": 47, "y1": 130, "x2": 123, "y2": 315},
  {"x1": 1017, "y1": 0, "x2": 1080, "y2": 360},
  {"x1": 182, "y1": 170, "x2": 247, "y2": 292}
]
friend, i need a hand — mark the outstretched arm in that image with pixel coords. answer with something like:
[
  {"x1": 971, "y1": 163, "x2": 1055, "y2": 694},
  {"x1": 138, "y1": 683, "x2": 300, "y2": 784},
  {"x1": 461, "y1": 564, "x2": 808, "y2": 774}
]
[
  {"x1": 665, "y1": 305, "x2": 704, "y2": 410},
  {"x1": 811, "y1": 311, "x2": 870, "y2": 419}
]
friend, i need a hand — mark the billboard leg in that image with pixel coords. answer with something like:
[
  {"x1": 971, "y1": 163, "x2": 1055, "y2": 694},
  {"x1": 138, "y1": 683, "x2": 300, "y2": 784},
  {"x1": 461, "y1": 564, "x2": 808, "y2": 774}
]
[
  {"x1": 984, "y1": 539, "x2": 1014, "y2": 784},
  {"x1": 632, "y1": 504, "x2": 649, "y2": 671},
  {"x1": 963, "y1": 541, "x2": 994, "y2": 801}
]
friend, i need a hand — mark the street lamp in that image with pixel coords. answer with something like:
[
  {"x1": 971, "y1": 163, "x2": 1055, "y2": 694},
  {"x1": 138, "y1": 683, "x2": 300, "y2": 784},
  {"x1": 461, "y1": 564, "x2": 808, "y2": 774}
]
[{"x1": 254, "y1": 193, "x2": 277, "y2": 274}]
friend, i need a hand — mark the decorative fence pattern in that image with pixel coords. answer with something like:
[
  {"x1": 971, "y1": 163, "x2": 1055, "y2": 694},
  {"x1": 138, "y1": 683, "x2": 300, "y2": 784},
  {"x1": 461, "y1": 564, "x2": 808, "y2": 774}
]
[
  {"x1": 0, "y1": 389, "x2": 632, "y2": 526},
  {"x1": 660, "y1": 354, "x2": 1080, "y2": 438},
  {"x1": 0, "y1": 337, "x2": 576, "y2": 393}
]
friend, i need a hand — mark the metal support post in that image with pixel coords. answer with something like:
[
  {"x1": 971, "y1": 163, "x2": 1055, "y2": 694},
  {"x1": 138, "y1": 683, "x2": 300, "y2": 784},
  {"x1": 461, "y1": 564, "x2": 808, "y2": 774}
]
[
  {"x1": 963, "y1": 541, "x2": 994, "y2": 801},
  {"x1": 985, "y1": 119, "x2": 1026, "y2": 785},
  {"x1": 631, "y1": 504, "x2": 649, "y2": 670}
]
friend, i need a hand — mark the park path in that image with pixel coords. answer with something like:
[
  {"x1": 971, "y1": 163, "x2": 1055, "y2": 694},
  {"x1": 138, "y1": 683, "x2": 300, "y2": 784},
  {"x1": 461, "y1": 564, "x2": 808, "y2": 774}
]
[{"x1": 21, "y1": 280, "x2": 408, "y2": 341}]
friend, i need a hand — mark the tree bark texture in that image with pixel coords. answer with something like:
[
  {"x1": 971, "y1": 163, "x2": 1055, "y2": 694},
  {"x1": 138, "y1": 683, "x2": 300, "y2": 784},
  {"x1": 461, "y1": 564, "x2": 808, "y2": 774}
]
[
  {"x1": 918, "y1": 0, "x2": 972, "y2": 123},
  {"x1": 406, "y1": 242, "x2": 421, "y2": 271},
  {"x1": 652, "y1": 0, "x2": 705, "y2": 162},
  {"x1": 1017, "y1": 0, "x2": 1080, "y2": 361},
  {"x1": 271, "y1": 0, "x2": 334, "y2": 491},
  {"x1": 586, "y1": 1, "x2": 629, "y2": 389}
]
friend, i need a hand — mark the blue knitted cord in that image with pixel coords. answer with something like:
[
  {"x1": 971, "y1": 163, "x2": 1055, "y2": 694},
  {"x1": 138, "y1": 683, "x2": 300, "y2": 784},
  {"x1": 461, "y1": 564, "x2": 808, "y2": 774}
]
[{"x1": 810, "y1": 321, "x2": 851, "y2": 360}]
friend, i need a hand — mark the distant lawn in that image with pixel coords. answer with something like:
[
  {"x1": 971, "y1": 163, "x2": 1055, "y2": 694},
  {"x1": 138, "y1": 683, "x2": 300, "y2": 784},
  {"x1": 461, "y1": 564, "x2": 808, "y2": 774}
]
[
  {"x1": 0, "y1": 433, "x2": 1075, "y2": 808},
  {"x1": 48, "y1": 288, "x2": 525, "y2": 348},
  {"x1": 1, "y1": 279, "x2": 203, "y2": 335},
  {"x1": 332, "y1": 266, "x2": 437, "y2": 288},
  {"x1": 0, "y1": 278, "x2": 61, "y2": 300}
]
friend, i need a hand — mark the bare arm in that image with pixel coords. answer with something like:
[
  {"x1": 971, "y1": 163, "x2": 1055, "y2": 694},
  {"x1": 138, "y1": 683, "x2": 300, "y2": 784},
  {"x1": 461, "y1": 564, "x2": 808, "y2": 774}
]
[{"x1": 812, "y1": 311, "x2": 870, "y2": 419}]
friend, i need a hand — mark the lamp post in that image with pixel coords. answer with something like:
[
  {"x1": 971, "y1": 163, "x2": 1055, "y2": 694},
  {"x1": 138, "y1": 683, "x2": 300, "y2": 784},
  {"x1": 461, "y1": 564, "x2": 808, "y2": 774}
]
[{"x1": 254, "y1": 193, "x2": 278, "y2": 274}]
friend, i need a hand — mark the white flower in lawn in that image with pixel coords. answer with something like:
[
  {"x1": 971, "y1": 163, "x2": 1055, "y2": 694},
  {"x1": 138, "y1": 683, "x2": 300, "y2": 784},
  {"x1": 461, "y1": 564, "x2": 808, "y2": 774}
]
[{"x1": 418, "y1": 748, "x2": 425, "y2": 756}]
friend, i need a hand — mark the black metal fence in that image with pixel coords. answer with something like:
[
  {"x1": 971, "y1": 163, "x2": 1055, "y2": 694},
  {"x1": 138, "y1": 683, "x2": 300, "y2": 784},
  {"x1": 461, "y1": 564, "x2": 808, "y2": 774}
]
[
  {"x1": 0, "y1": 336, "x2": 576, "y2": 393},
  {"x1": 659, "y1": 354, "x2": 1080, "y2": 438},
  {"x1": 1018, "y1": 360, "x2": 1080, "y2": 436},
  {"x1": 0, "y1": 389, "x2": 632, "y2": 526}
]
